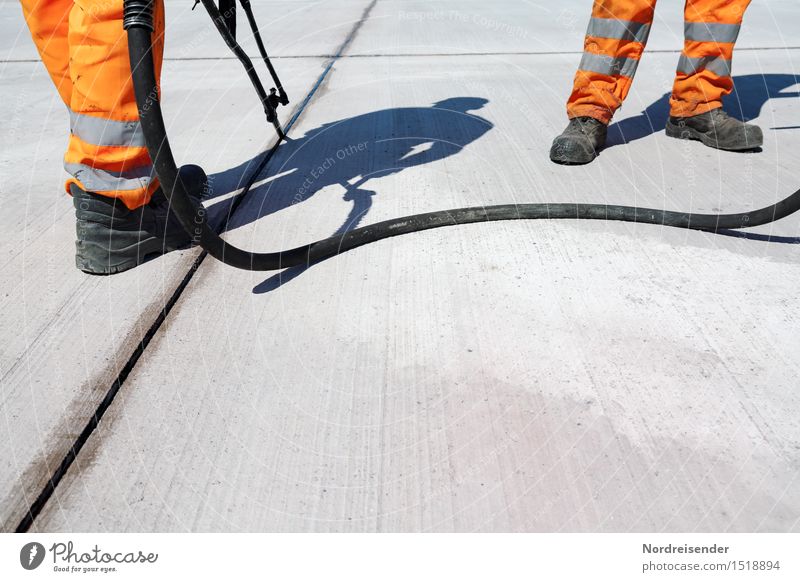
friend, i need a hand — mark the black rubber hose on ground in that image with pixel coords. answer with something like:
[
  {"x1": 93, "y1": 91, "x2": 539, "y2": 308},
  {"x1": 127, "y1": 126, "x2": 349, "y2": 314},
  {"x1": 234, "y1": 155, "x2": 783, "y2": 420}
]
[{"x1": 124, "y1": 6, "x2": 800, "y2": 272}]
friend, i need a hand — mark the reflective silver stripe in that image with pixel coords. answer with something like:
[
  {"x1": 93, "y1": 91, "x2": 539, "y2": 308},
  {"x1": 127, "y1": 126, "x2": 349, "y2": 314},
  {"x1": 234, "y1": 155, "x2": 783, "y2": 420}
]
[
  {"x1": 587, "y1": 17, "x2": 651, "y2": 44},
  {"x1": 64, "y1": 163, "x2": 153, "y2": 192},
  {"x1": 69, "y1": 111, "x2": 146, "y2": 148},
  {"x1": 676, "y1": 54, "x2": 732, "y2": 77},
  {"x1": 579, "y1": 52, "x2": 640, "y2": 78},
  {"x1": 684, "y1": 22, "x2": 741, "y2": 44}
]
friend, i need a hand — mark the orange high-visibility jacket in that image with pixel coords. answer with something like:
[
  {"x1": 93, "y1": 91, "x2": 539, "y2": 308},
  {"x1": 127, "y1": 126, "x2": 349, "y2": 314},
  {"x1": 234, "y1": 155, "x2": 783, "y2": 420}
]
[
  {"x1": 21, "y1": 0, "x2": 165, "y2": 209},
  {"x1": 567, "y1": 0, "x2": 752, "y2": 124}
]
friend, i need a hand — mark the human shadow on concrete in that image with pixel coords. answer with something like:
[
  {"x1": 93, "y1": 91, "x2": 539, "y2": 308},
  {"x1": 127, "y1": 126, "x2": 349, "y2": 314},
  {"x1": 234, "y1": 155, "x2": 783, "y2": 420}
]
[
  {"x1": 606, "y1": 73, "x2": 799, "y2": 147},
  {"x1": 203, "y1": 97, "x2": 494, "y2": 294}
]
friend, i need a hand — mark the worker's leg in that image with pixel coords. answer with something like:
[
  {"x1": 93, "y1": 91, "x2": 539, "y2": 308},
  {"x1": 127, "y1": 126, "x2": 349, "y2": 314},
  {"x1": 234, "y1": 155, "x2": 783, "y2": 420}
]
[
  {"x1": 65, "y1": 0, "x2": 165, "y2": 209},
  {"x1": 20, "y1": 0, "x2": 74, "y2": 106},
  {"x1": 552, "y1": 0, "x2": 657, "y2": 164},
  {"x1": 566, "y1": 0, "x2": 658, "y2": 124},
  {"x1": 665, "y1": 0, "x2": 761, "y2": 151},
  {"x1": 22, "y1": 0, "x2": 197, "y2": 274},
  {"x1": 670, "y1": 0, "x2": 751, "y2": 117}
]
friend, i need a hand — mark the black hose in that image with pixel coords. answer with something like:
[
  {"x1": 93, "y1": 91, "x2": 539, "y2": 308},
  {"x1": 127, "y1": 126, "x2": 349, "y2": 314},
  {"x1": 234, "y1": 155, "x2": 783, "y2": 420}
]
[{"x1": 124, "y1": 6, "x2": 800, "y2": 272}]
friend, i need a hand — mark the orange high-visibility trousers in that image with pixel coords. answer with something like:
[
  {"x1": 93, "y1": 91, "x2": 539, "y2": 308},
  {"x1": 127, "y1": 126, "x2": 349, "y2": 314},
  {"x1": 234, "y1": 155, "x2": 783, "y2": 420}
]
[
  {"x1": 567, "y1": 0, "x2": 752, "y2": 124},
  {"x1": 20, "y1": 0, "x2": 165, "y2": 209}
]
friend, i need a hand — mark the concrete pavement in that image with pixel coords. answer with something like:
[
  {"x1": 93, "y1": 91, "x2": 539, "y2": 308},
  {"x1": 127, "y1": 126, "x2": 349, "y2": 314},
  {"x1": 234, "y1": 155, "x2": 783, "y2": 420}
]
[{"x1": 1, "y1": 0, "x2": 799, "y2": 532}]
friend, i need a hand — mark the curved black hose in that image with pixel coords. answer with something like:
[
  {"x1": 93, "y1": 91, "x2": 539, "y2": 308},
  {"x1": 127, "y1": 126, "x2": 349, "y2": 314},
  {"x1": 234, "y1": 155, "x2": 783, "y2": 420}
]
[{"x1": 125, "y1": 15, "x2": 800, "y2": 272}]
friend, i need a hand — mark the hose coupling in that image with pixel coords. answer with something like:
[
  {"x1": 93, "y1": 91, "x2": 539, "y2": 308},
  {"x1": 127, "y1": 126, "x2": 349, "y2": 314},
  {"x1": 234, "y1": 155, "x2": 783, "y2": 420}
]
[{"x1": 123, "y1": 0, "x2": 155, "y2": 32}]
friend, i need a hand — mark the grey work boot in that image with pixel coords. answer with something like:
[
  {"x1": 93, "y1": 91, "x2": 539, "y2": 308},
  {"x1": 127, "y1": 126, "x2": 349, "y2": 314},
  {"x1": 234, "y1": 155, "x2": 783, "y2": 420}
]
[
  {"x1": 549, "y1": 116, "x2": 609, "y2": 165},
  {"x1": 73, "y1": 170, "x2": 204, "y2": 275},
  {"x1": 665, "y1": 108, "x2": 763, "y2": 151}
]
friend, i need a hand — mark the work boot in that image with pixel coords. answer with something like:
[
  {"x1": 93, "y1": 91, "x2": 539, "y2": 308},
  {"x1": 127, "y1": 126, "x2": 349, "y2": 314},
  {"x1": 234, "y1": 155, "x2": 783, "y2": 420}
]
[
  {"x1": 549, "y1": 116, "x2": 608, "y2": 165},
  {"x1": 73, "y1": 182, "x2": 201, "y2": 275},
  {"x1": 665, "y1": 108, "x2": 763, "y2": 151}
]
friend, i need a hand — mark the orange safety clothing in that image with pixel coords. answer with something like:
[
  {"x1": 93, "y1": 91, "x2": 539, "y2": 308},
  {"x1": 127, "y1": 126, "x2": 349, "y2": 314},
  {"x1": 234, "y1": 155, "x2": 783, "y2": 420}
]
[
  {"x1": 21, "y1": 0, "x2": 165, "y2": 209},
  {"x1": 567, "y1": 0, "x2": 752, "y2": 124}
]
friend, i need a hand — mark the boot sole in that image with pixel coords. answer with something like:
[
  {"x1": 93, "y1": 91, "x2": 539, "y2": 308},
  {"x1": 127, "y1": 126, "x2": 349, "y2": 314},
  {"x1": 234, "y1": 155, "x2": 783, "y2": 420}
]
[
  {"x1": 665, "y1": 120, "x2": 763, "y2": 151},
  {"x1": 549, "y1": 138, "x2": 599, "y2": 165},
  {"x1": 76, "y1": 233, "x2": 193, "y2": 275},
  {"x1": 76, "y1": 237, "x2": 167, "y2": 275}
]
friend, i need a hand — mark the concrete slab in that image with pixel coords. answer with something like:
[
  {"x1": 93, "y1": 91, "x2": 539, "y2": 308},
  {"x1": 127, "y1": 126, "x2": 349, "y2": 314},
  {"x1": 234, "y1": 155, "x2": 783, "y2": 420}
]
[
  {"x1": 31, "y1": 46, "x2": 800, "y2": 531},
  {"x1": 347, "y1": 0, "x2": 800, "y2": 56},
  {"x1": 0, "y1": 51, "x2": 330, "y2": 531}
]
